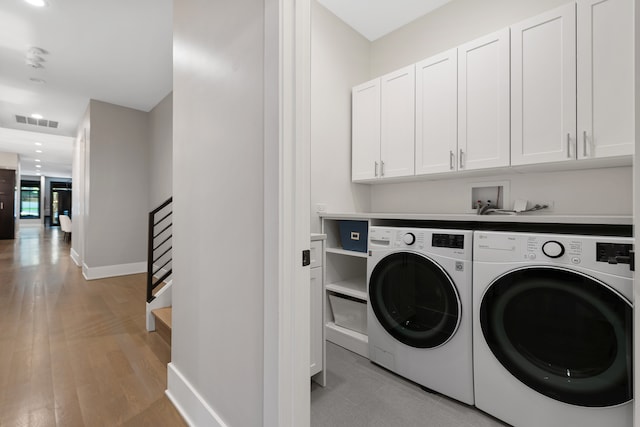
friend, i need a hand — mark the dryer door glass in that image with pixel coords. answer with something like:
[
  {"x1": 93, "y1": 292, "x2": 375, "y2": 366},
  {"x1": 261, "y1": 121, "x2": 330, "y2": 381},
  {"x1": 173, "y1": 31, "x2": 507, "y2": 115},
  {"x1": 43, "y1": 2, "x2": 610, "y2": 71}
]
[
  {"x1": 369, "y1": 252, "x2": 461, "y2": 348},
  {"x1": 480, "y1": 266, "x2": 632, "y2": 407}
]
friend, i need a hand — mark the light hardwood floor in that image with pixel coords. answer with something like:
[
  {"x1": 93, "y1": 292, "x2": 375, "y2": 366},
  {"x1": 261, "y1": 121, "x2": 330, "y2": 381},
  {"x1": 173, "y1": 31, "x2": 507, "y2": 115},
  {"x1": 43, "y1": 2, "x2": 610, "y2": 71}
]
[{"x1": 0, "y1": 226, "x2": 186, "y2": 426}]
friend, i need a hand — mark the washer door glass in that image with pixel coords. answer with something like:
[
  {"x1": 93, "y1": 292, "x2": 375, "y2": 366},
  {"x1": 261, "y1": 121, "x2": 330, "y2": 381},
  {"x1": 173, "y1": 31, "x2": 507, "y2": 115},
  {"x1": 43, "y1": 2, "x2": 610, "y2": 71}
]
[
  {"x1": 369, "y1": 252, "x2": 461, "y2": 349},
  {"x1": 480, "y1": 266, "x2": 632, "y2": 407}
]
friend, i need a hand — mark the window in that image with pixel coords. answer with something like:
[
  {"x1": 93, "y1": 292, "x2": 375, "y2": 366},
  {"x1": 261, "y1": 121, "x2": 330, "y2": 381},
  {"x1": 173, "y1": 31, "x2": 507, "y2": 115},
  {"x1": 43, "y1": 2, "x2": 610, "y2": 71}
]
[{"x1": 20, "y1": 180, "x2": 41, "y2": 218}]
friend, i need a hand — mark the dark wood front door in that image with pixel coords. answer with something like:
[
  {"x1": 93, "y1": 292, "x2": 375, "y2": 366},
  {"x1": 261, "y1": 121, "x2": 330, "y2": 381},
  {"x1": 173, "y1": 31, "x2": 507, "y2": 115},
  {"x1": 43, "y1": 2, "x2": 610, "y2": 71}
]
[{"x1": 0, "y1": 169, "x2": 16, "y2": 240}]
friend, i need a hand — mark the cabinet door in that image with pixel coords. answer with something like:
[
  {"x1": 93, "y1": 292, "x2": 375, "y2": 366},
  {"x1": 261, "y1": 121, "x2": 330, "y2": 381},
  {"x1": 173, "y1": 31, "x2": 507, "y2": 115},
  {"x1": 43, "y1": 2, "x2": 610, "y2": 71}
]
[
  {"x1": 577, "y1": 0, "x2": 634, "y2": 159},
  {"x1": 458, "y1": 29, "x2": 510, "y2": 171},
  {"x1": 352, "y1": 79, "x2": 381, "y2": 181},
  {"x1": 380, "y1": 65, "x2": 415, "y2": 179},
  {"x1": 310, "y1": 266, "x2": 323, "y2": 376},
  {"x1": 511, "y1": 3, "x2": 576, "y2": 166},
  {"x1": 415, "y1": 49, "x2": 458, "y2": 175}
]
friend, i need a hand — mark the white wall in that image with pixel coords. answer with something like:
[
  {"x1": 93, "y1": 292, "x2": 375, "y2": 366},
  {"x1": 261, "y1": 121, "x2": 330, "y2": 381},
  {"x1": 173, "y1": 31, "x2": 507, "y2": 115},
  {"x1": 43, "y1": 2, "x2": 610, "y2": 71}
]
[
  {"x1": 370, "y1": 167, "x2": 633, "y2": 215},
  {"x1": 71, "y1": 105, "x2": 89, "y2": 266},
  {"x1": 310, "y1": 1, "x2": 372, "y2": 232},
  {"x1": 83, "y1": 100, "x2": 150, "y2": 272},
  {"x1": 149, "y1": 92, "x2": 173, "y2": 209},
  {"x1": 0, "y1": 152, "x2": 18, "y2": 169},
  {"x1": 171, "y1": 1, "x2": 268, "y2": 425}
]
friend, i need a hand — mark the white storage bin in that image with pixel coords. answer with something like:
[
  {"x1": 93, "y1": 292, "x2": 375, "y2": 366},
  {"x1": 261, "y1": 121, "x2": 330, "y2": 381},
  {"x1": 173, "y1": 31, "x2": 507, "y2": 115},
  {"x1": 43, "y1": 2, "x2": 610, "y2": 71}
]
[{"x1": 328, "y1": 293, "x2": 367, "y2": 335}]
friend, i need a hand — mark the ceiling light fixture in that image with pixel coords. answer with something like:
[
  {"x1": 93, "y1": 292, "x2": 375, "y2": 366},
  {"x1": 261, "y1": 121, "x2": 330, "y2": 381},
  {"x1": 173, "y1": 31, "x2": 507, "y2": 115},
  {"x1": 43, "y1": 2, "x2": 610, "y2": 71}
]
[
  {"x1": 31, "y1": 113, "x2": 43, "y2": 119},
  {"x1": 35, "y1": 142, "x2": 42, "y2": 146},
  {"x1": 36, "y1": 149, "x2": 43, "y2": 153},
  {"x1": 24, "y1": 0, "x2": 48, "y2": 7},
  {"x1": 35, "y1": 159, "x2": 41, "y2": 162},
  {"x1": 36, "y1": 165, "x2": 42, "y2": 168}
]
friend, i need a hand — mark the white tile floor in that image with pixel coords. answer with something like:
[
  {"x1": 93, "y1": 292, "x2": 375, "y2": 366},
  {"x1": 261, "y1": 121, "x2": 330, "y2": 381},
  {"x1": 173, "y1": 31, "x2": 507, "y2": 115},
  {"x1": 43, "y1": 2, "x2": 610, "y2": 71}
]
[{"x1": 311, "y1": 342, "x2": 508, "y2": 427}]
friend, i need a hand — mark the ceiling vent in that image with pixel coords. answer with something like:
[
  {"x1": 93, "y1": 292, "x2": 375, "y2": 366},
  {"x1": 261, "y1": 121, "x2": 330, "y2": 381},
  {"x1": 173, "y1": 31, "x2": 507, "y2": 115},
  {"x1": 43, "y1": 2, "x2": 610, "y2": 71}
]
[{"x1": 15, "y1": 115, "x2": 59, "y2": 128}]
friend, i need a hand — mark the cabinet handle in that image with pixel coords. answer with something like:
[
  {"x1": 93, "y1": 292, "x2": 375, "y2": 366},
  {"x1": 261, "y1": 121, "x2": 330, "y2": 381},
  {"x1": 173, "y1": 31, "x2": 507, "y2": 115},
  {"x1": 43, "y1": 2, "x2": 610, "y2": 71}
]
[
  {"x1": 374, "y1": 161, "x2": 379, "y2": 177},
  {"x1": 459, "y1": 149, "x2": 464, "y2": 169},
  {"x1": 0, "y1": 202, "x2": 3, "y2": 210},
  {"x1": 381, "y1": 160, "x2": 385, "y2": 177},
  {"x1": 449, "y1": 150, "x2": 454, "y2": 170},
  {"x1": 583, "y1": 131, "x2": 587, "y2": 157},
  {"x1": 566, "y1": 133, "x2": 571, "y2": 158}
]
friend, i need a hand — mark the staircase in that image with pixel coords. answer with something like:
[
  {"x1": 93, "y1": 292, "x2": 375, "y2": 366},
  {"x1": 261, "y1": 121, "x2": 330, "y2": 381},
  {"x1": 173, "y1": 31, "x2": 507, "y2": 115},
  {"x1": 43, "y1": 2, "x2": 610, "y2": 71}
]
[
  {"x1": 146, "y1": 197, "x2": 173, "y2": 345},
  {"x1": 151, "y1": 307, "x2": 172, "y2": 345}
]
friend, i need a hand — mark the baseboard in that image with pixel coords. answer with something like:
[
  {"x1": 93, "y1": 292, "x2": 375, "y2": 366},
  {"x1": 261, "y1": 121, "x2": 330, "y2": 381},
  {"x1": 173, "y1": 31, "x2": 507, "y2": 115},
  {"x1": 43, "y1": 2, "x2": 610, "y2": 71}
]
[
  {"x1": 82, "y1": 261, "x2": 146, "y2": 280},
  {"x1": 70, "y1": 248, "x2": 81, "y2": 267},
  {"x1": 166, "y1": 363, "x2": 229, "y2": 427}
]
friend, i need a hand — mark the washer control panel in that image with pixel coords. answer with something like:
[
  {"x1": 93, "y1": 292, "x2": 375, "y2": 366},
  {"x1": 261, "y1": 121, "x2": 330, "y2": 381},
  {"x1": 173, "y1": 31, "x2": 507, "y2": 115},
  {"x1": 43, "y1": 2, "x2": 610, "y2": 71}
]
[
  {"x1": 368, "y1": 227, "x2": 472, "y2": 260},
  {"x1": 432, "y1": 233, "x2": 465, "y2": 249}
]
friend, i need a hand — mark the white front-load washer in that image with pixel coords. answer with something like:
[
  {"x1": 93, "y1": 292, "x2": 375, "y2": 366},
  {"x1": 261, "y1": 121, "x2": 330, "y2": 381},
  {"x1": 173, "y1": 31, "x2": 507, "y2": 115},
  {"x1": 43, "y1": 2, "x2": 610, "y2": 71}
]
[
  {"x1": 473, "y1": 231, "x2": 634, "y2": 427},
  {"x1": 367, "y1": 226, "x2": 474, "y2": 405}
]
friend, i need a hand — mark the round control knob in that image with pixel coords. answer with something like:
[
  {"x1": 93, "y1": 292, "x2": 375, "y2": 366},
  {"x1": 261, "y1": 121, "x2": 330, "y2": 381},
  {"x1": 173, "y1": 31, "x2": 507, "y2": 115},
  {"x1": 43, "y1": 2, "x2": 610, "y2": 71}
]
[
  {"x1": 542, "y1": 241, "x2": 565, "y2": 258},
  {"x1": 402, "y1": 233, "x2": 416, "y2": 245}
]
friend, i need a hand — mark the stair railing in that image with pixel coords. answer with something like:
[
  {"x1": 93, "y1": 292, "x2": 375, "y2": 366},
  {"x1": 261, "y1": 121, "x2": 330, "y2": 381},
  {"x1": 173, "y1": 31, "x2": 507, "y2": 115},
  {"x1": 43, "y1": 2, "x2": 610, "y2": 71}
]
[{"x1": 147, "y1": 196, "x2": 173, "y2": 302}]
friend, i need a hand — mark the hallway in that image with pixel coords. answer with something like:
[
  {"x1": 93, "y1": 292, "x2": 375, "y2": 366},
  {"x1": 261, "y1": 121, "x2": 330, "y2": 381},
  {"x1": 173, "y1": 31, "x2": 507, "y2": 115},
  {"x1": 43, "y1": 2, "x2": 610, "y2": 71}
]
[{"x1": 0, "y1": 227, "x2": 185, "y2": 426}]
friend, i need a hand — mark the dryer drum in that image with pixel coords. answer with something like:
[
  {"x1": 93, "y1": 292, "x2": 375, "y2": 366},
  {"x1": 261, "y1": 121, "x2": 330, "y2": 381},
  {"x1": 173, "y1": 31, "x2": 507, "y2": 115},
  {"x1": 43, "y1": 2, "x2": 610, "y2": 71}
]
[
  {"x1": 480, "y1": 266, "x2": 633, "y2": 407},
  {"x1": 369, "y1": 252, "x2": 461, "y2": 349}
]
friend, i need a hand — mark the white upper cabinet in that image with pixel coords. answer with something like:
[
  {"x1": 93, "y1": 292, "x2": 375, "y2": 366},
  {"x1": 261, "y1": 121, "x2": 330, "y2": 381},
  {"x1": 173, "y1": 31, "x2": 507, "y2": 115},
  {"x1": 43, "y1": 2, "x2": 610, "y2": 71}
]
[
  {"x1": 352, "y1": 79, "x2": 381, "y2": 181},
  {"x1": 577, "y1": 0, "x2": 634, "y2": 159},
  {"x1": 458, "y1": 29, "x2": 511, "y2": 171},
  {"x1": 510, "y1": 3, "x2": 576, "y2": 166},
  {"x1": 380, "y1": 65, "x2": 416, "y2": 179},
  {"x1": 415, "y1": 49, "x2": 458, "y2": 175}
]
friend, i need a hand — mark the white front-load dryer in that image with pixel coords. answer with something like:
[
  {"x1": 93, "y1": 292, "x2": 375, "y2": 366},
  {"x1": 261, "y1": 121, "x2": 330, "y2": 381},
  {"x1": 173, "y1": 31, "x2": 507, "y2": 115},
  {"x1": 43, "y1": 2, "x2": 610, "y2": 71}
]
[
  {"x1": 473, "y1": 231, "x2": 634, "y2": 427},
  {"x1": 367, "y1": 226, "x2": 474, "y2": 405}
]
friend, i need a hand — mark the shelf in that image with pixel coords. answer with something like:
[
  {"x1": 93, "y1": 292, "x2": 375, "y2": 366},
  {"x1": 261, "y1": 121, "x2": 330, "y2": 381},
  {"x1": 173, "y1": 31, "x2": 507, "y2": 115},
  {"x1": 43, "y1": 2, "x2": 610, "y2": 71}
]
[
  {"x1": 326, "y1": 278, "x2": 367, "y2": 301},
  {"x1": 326, "y1": 247, "x2": 368, "y2": 258},
  {"x1": 325, "y1": 322, "x2": 369, "y2": 358}
]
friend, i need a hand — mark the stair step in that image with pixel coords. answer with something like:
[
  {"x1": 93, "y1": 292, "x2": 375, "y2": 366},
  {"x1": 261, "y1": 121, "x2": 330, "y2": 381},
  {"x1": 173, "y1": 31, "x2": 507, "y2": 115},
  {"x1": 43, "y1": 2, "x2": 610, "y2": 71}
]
[{"x1": 151, "y1": 307, "x2": 172, "y2": 346}]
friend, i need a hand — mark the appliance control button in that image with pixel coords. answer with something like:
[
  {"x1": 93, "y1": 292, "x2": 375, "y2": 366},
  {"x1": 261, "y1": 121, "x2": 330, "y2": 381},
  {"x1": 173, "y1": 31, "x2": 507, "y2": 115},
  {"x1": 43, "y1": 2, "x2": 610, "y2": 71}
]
[
  {"x1": 403, "y1": 232, "x2": 416, "y2": 245},
  {"x1": 571, "y1": 257, "x2": 581, "y2": 264},
  {"x1": 542, "y1": 241, "x2": 565, "y2": 258},
  {"x1": 527, "y1": 253, "x2": 536, "y2": 260}
]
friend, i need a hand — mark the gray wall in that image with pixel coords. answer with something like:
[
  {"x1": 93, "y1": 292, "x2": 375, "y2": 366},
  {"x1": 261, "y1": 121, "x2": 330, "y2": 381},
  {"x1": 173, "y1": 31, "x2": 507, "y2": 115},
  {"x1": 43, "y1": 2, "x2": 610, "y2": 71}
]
[
  {"x1": 171, "y1": 0, "x2": 269, "y2": 425},
  {"x1": 149, "y1": 92, "x2": 173, "y2": 208},
  {"x1": 84, "y1": 100, "x2": 150, "y2": 268},
  {"x1": 311, "y1": 1, "x2": 372, "y2": 232}
]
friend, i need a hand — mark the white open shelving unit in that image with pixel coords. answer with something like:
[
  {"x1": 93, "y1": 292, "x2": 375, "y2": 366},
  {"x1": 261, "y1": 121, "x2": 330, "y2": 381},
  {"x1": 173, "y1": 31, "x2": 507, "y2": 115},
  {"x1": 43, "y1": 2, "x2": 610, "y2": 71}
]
[{"x1": 321, "y1": 217, "x2": 370, "y2": 358}]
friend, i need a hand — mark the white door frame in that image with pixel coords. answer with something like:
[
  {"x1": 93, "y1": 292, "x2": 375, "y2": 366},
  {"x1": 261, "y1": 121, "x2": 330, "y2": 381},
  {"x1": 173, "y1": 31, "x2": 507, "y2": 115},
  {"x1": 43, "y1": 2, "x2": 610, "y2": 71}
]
[
  {"x1": 633, "y1": 1, "x2": 639, "y2": 425},
  {"x1": 263, "y1": 0, "x2": 311, "y2": 426}
]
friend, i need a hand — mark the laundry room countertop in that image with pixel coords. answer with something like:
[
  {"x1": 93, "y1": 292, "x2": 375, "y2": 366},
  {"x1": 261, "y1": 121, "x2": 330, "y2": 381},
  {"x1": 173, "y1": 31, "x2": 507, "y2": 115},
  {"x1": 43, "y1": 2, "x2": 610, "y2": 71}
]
[{"x1": 319, "y1": 212, "x2": 633, "y2": 225}]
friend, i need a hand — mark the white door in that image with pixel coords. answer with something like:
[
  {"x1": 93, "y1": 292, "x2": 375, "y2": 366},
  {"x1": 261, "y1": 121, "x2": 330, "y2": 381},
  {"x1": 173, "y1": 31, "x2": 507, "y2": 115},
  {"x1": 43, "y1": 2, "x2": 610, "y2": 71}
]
[
  {"x1": 415, "y1": 49, "x2": 458, "y2": 175},
  {"x1": 458, "y1": 29, "x2": 510, "y2": 171},
  {"x1": 352, "y1": 79, "x2": 381, "y2": 181},
  {"x1": 577, "y1": 0, "x2": 634, "y2": 159},
  {"x1": 380, "y1": 65, "x2": 416, "y2": 179},
  {"x1": 511, "y1": 3, "x2": 576, "y2": 166}
]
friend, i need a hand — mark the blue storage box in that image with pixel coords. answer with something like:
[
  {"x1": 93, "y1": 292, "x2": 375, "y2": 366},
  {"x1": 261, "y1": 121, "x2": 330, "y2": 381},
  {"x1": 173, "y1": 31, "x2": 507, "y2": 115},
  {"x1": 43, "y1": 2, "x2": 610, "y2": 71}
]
[{"x1": 338, "y1": 220, "x2": 368, "y2": 252}]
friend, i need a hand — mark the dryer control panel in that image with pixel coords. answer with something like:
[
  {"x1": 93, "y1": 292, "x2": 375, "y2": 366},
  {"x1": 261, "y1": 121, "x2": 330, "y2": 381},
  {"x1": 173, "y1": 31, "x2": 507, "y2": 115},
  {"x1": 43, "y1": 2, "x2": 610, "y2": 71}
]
[
  {"x1": 596, "y1": 242, "x2": 633, "y2": 267},
  {"x1": 474, "y1": 231, "x2": 634, "y2": 276}
]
